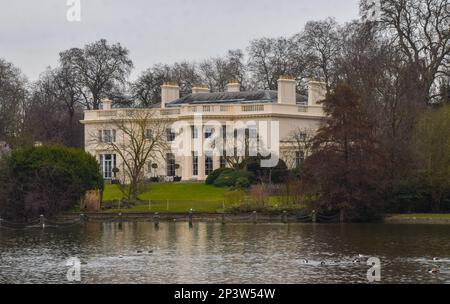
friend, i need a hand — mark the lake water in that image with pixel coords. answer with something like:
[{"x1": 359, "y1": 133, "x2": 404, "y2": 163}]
[{"x1": 1, "y1": 222, "x2": 450, "y2": 284}]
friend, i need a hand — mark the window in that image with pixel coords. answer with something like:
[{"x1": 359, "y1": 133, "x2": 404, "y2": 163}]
[
  {"x1": 295, "y1": 151, "x2": 305, "y2": 168},
  {"x1": 205, "y1": 154, "x2": 213, "y2": 176},
  {"x1": 205, "y1": 126, "x2": 213, "y2": 139},
  {"x1": 192, "y1": 152, "x2": 198, "y2": 176},
  {"x1": 222, "y1": 125, "x2": 227, "y2": 140},
  {"x1": 166, "y1": 129, "x2": 175, "y2": 142},
  {"x1": 166, "y1": 153, "x2": 176, "y2": 177},
  {"x1": 147, "y1": 160, "x2": 152, "y2": 177},
  {"x1": 146, "y1": 129, "x2": 153, "y2": 140},
  {"x1": 220, "y1": 155, "x2": 227, "y2": 169},
  {"x1": 299, "y1": 132, "x2": 307, "y2": 141},
  {"x1": 98, "y1": 130, "x2": 116, "y2": 143},
  {"x1": 249, "y1": 127, "x2": 258, "y2": 139},
  {"x1": 104, "y1": 130, "x2": 112, "y2": 143},
  {"x1": 100, "y1": 154, "x2": 116, "y2": 179},
  {"x1": 191, "y1": 126, "x2": 198, "y2": 139}
]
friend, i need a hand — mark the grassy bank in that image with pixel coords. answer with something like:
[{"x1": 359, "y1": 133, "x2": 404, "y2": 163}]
[
  {"x1": 101, "y1": 183, "x2": 303, "y2": 214},
  {"x1": 102, "y1": 183, "x2": 227, "y2": 213},
  {"x1": 103, "y1": 183, "x2": 227, "y2": 202}
]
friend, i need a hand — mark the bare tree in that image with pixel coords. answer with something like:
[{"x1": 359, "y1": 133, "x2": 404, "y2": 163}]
[
  {"x1": 24, "y1": 68, "x2": 85, "y2": 147},
  {"x1": 131, "y1": 61, "x2": 200, "y2": 107},
  {"x1": 92, "y1": 109, "x2": 170, "y2": 200},
  {"x1": 296, "y1": 18, "x2": 341, "y2": 93},
  {"x1": 283, "y1": 128, "x2": 315, "y2": 169},
  {"x1": 247, "y1": 37, "x2": 303, "y2": 90},
  {"x1": 59, "y1": 39, "x2": 133, "y2": 110},
  {"x1": 0, "y1": 58, "x2": 27, "y2": 146},
  {"x1": 371, "y1": 0, "x2": 450, "y2": 104},
  {"x1": 131, "y1": 68, "x2": 167, "y2": 107},
  {"x1": 199, "y1": 49, "x2": 248, "y2": 92},
  {"x1": 336, "y1": 20, "x2": 426, "y2": 194}
]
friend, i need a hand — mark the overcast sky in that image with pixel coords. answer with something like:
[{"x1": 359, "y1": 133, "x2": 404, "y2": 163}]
[{"x1": 0, "y1": 0, "x2": 360, "y2": 81}]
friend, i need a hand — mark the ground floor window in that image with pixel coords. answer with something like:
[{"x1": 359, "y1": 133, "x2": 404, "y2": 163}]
[
  {"x1": 295, "y1": 151, "x2": 305, "y2": 168},
  {"x1": 220, "y1": 155, "x2": 226, "y2": 168},
  {"x1": 205, "y1": 154, "x2": 213, "y2": 176},
  {"x1": 166, "y1": 153, "x2": 176, "y2": 177},
  {"x1": 192, "y1": 152, "x2": 198, "y2": 176},
  {"x1": 100, "y1": 154, "x2": 116, "y2": 180},
  {"x1": 147, "y1": 160, "x2": 152, "y2": 178}
]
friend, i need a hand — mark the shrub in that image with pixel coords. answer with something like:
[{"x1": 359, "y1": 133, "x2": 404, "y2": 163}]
[
  {"x1": 205, "y1": 168, "x2": 233, "y2": 185},
  {"x1": 227, "y1": 202, "x2": 271, "y2": 214},
  {"x1": 0, "y1": 145, "x2": 103, "y2": 221},
  {"x1": 214, "y1": 171, "x2": 236, "y2": 187},
  {"x1": 249, "y1": 184, "x2": 270, "y2": 206},
  {"x1": 224, "y1": 189, "x2": 246, "y2": 206},
  {"x1": 235, "y1": 177, "x2": 250, "y2": 189},
  {"x1": 214, "y1": 170, "x2": 255, "y2": 188},
  {"x1": 245, "y1": 157, "x2": 289, "y2": 184}
]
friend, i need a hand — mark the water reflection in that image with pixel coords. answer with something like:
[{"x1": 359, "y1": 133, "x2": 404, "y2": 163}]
[{"x1": 1, "y1": 223, "x2": 450, "y2": 284}]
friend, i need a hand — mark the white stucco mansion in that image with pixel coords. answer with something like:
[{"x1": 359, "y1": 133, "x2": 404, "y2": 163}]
[{"x1": 81, "y1": 77, "x2": 326, "y2": 181}]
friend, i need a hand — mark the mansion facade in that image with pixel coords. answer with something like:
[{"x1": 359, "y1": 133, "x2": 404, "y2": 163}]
[{"x1": 81, "y1": 77, "x2": 326, "y2": 181}]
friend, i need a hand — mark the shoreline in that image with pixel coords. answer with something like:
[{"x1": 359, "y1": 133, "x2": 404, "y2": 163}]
[
  {"x1": 60, "y1": 212, "x2": 300, "y2": 223},
  {"x1": 384, "y1": 214, "x2": 450, "y2": 224},
  {"x1": 55, "y1": 212, "x2": 450, "y2": 224}
]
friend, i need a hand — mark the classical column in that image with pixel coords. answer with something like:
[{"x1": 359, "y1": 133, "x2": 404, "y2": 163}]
[
  {"x1": 181, "y1": 155, "x2": 192, "y2": 181},
  {"x1": 213, "y1": 155, "x2": 221, "y2": 171},
  {"x1": 198, "y1": 153, "x2": 206, "y2": 180}
]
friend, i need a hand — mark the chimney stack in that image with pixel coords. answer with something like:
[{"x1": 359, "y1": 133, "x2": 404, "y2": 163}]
[
  {"x1": 226, "y1": 80, "x2": 240, "y2": 93},
  {"x1": 277, "y1": 76, "x2": 296, "y2": 105},
  {"x1": 161, "y1": 82, "x2": 180, "y2": 108},
  {"x1": 102, "y1": 98, "x2": 112, "y2": 110},
  {"x1": 192, "y1": 85, "x2": 210, "y2": 94},
  {"x1": 308, "y1": 80, "x2": 326, "y2": 106}
]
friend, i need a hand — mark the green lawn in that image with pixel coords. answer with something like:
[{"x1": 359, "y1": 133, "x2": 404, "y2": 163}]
[
  {"x1": 102, "y1": 183, "x2": 227, "y2": 213},
  {"x1": 101, "y1": 183, "x2": 305, "y2": 214},
  {"x1": 103, "y1": 183, "x2": 226, "y2": 202}
]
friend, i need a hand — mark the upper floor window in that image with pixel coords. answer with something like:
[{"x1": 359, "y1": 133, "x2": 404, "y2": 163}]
[
  {"x1": 191, "y1": 126, "x2": 198, "y2": 139},
  {"x1": 98, "y1": 129, "x2": 116, "y2": 143},
  {"x1": 299, "y1": 132, "x2": 307, "y2": 141},
  {"x1": 249, "y1": 127, "x2": 258, "y2": 139},
  {"x1": 205, "y1": 126, "x2": 213, "y2": 139},
  {"x1": 146, "y1": 129, "x2": 153, "y2": 140},
  {"x1": 222, "y1": 125, "x2": 227, "y2": 139},
  {"x1": 166, "y1": 129, "x2": 176, "y2": 142}
]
